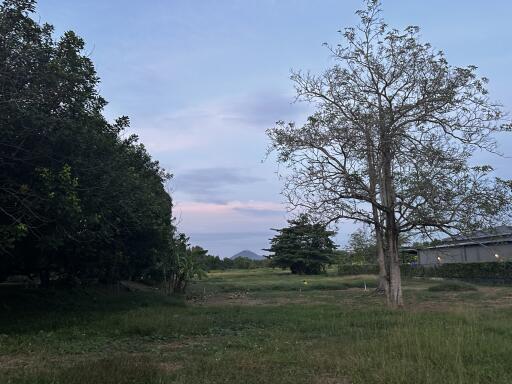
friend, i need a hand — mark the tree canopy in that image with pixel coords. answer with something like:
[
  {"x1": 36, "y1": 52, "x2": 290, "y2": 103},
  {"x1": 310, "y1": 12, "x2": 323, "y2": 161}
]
[
  {"x1": 0, "y1": 0, "x2": 175, "y2": 286},
  {"x1": 267, "y1": 0, "x2": 512, "y2": 306},
  {"x1": 346, "y1": 228, "x2": 377, "y2": 265},
  {"x1": 266, "y1": 214, "x2": 337, "y2": 275}
]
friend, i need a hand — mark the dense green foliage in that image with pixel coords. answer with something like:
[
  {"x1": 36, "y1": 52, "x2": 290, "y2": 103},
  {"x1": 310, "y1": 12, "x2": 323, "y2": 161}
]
[
  {"x1": 344, "y1": 228, "x2": 377, "y2": 264},
  {"x1": 337, "y1": 264, "x2": 380, "y2": 276},
  {"x1": 152, "y1": 246, "x2": 270, "y2": 272},
  {"x1": 338, "y1": 261, "x2": 512, "y2": 282},
  {"x1": 266, "y1": 214, "x2": 336, "y2": 274},
  {"x1": 141, "y1": 244, "x2": 271, "y2": 291},
  {"x1": 402, "y1": 262, "x2": 512, "y2": 281},
  {"x1": 0, "y1": 0, "x2": 174, "y2": 285},
  {"x1": 200, "y1": 255, "x2": 268, "y2": 271},
  {"x1": 166, "y1": 237, "x2": 207, "y2": 293}
]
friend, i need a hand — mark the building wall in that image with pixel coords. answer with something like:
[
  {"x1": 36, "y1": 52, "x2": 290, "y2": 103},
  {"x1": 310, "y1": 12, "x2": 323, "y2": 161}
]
[{"x1": 418, "y1": 242, "x2": 512, "y2": 266}]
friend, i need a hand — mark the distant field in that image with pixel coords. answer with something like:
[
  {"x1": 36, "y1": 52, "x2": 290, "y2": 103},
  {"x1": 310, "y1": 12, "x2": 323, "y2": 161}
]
[{"x1": 2, "y1": 269, "x2": 512, "y2": 383}]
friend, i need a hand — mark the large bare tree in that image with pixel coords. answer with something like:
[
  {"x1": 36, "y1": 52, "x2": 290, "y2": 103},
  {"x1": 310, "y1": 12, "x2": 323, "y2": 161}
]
[{"x1": 267, "y1": 0, "x2": 511, "y2": 307}]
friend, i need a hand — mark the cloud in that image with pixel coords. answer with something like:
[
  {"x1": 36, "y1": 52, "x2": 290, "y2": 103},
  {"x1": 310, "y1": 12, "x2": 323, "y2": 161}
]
[
  {"x1": 189, "y1": 231, "x2": 273, "y2": 241},
  {"x1": 129, "y1": 91, "x2": 310, "y2": 154},
  {"x1": 176, "y1": 200, "x2": 284, "y2": 215},
  {"x1": 173, "y1": 199, "x2": 286, "y2": 232},
  {"x1": 122, "y1": 92, "x2": 309, "y2": 256},
  {"x1": 172, "y1": 200, "x2": 287, "y2": 257},
  {"x1": 215, "y1": 92, "x2": 309, "y2": 126},
  {"x1": 174, "y1": 167, "x2": 264, "y2": 203},
  {"x1": 232, "y1": 207, "x2": 286, "y2": 217}
]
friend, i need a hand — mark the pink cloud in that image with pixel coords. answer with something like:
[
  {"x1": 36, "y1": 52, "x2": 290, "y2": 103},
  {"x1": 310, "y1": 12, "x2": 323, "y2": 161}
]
[{"x1": 173, "y1": 200, "x2": 286, "y2": 233}]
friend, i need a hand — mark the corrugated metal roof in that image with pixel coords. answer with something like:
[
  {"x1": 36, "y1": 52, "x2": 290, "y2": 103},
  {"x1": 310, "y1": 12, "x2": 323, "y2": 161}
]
[
  {"x1": 448, "y1": 225, "x2": 512, "y2": 241},
  {"x1": 423, "y1": 238, "x2": 512, "y2": 250},
  {"x1": 424, "y1": 225, "x2": 512, "y2": 249}
]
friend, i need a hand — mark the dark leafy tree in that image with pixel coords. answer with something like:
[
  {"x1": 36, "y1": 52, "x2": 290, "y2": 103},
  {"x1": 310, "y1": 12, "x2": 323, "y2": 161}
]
[
  {"x1": 266, "y1": 214, "x2": 337, "y2": 274},
  {"x1": 0, "y1": 0, "x2": 174, "y2": 285}
]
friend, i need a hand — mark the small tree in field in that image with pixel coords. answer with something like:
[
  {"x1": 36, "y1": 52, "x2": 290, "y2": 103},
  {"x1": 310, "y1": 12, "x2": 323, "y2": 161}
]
[
  {"x1": 347, "y1": 228, "x2": 377, "y2": 265},
  {"x1": 164, "y1": 233, "x2": 206, "y2": 294},
  {"x1": 267, "y1": 0, "x2": 511, "y2": 306},
  {"x1": 266, "y1": 214, "x2": 336, "y2": 275}
]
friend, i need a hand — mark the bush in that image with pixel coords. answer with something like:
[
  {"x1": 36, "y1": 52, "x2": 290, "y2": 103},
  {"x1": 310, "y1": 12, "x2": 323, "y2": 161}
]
[
  {"x1": 337, "y1": 264, "x2": 379, "y2": 276},
  {"x1": 402, "y1": 262, "x2": 512, "y2": 282},
  {"x1": 338, "y1": 262, "x2": 512, "y2": 283}
]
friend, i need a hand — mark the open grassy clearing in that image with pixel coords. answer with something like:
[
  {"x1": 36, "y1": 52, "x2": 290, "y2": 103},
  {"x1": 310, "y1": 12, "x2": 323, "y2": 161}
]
[{"x1": 1, "y1": 269, "x2": 512, "y2": 383}]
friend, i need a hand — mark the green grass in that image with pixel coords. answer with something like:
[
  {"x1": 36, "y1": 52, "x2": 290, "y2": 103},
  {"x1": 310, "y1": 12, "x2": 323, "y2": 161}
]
[
  {"x1": 1, "y1": 270, "x2": 512, "y2": 383},
  {"x1": 199, "y1": 268, "x2": 377, "y2": 293},
  {"x1": 428, "y1": 280, "x2": 478, "y2": 292}
]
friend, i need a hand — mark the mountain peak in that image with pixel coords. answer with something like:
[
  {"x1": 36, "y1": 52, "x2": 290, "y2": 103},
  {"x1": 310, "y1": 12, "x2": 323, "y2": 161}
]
[{"x1": 231, "y1": 250, "x2": 264, "y2": 260}]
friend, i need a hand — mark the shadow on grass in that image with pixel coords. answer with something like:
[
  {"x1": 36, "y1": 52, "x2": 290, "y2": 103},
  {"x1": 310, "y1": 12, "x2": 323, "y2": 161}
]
[
  {"x1": 0, "y1": 286, "x2": 184, "y2": 335},
  {"x1": 9, "y1": 354, "x2": 168, "y2": 384},
  {"x1": 427, "y1": 281, "x2": 478, "y2": 292}
]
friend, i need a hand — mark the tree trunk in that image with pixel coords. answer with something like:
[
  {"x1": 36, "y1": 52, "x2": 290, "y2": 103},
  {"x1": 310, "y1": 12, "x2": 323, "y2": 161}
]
[
  {"x1": 364, "y1": 127, "x2": 389, "y2": 297},
  {"x1": 386, "y1": 227, "x2": 403, "y2": 307},
  {"x1": 379, "y1": 117, "x2": 403, "y2": 308},
  {"x1": 381, "y1": 174, "x2": 403, "y2": 308},
  {"x1": 375, "y1": 227, "x2": 389, "y2": 297}
]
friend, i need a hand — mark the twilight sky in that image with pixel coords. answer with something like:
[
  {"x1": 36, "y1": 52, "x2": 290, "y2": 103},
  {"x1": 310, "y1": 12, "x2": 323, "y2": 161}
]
[{"x1": 37, "y1": 0, "x2": 512, "y2": 257}]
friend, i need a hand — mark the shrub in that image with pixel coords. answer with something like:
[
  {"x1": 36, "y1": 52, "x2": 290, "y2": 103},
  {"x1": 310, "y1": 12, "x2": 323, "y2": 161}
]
[
  {"x1": 402, "y1": 262, "x2": 512, "y2": 282},
  {"x1": 337, "y1": 264, "x2": 379, "y2": 276},
  {"x1": 338, "y1": 262, "x2": 512, "y2": 283}
]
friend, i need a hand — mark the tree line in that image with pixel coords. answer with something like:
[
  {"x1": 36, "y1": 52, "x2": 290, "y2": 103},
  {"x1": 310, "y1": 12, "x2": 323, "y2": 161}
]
[{"x1": 0, "y1": 0, "x2": 199, "y2": 291}]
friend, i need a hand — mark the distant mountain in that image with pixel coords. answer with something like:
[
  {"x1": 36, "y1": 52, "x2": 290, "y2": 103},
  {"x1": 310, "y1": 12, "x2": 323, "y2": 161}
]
[{"x1": 231, "y1": 250, "x2": 264, "y2": 260}]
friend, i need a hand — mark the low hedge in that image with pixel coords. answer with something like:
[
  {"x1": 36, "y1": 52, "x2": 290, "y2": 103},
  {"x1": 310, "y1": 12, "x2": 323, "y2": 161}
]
[
  {"x1": 402, "y1": 262, "x2": 512, "y2": 281},
  {"x1": 338, "y1": 262, "x2": 512, "y2": 281},
  {"x1": 337, "y1": 264, "x2": 379, "y2": 276}
]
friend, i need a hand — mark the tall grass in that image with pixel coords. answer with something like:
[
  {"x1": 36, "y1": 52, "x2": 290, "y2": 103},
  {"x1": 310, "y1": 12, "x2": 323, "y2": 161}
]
[{"x1": 2, "y1": 272, "x2": 512, "y2": 383}]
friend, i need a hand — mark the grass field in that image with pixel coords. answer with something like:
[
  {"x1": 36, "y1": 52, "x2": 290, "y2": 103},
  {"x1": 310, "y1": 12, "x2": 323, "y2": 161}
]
[{"x1": 2, "y1": 269, "x2": 512, "y2": 383}]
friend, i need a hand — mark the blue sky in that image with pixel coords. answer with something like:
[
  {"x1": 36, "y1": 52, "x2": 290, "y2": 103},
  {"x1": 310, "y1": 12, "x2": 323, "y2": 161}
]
[{"x1": 36, "y1": 0, "x2": 512, "y2": 257}]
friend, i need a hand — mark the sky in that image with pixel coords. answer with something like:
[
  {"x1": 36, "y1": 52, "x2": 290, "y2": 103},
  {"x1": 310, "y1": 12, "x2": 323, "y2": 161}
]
[{"x1": 36, "y1": 0, "x2": 512, "y2": 258}]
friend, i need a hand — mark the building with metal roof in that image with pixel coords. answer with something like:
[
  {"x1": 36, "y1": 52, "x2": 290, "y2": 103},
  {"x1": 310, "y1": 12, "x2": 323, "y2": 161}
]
[{"x1": 417, "y1": 226, "x2": 512, "y2": 266}]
